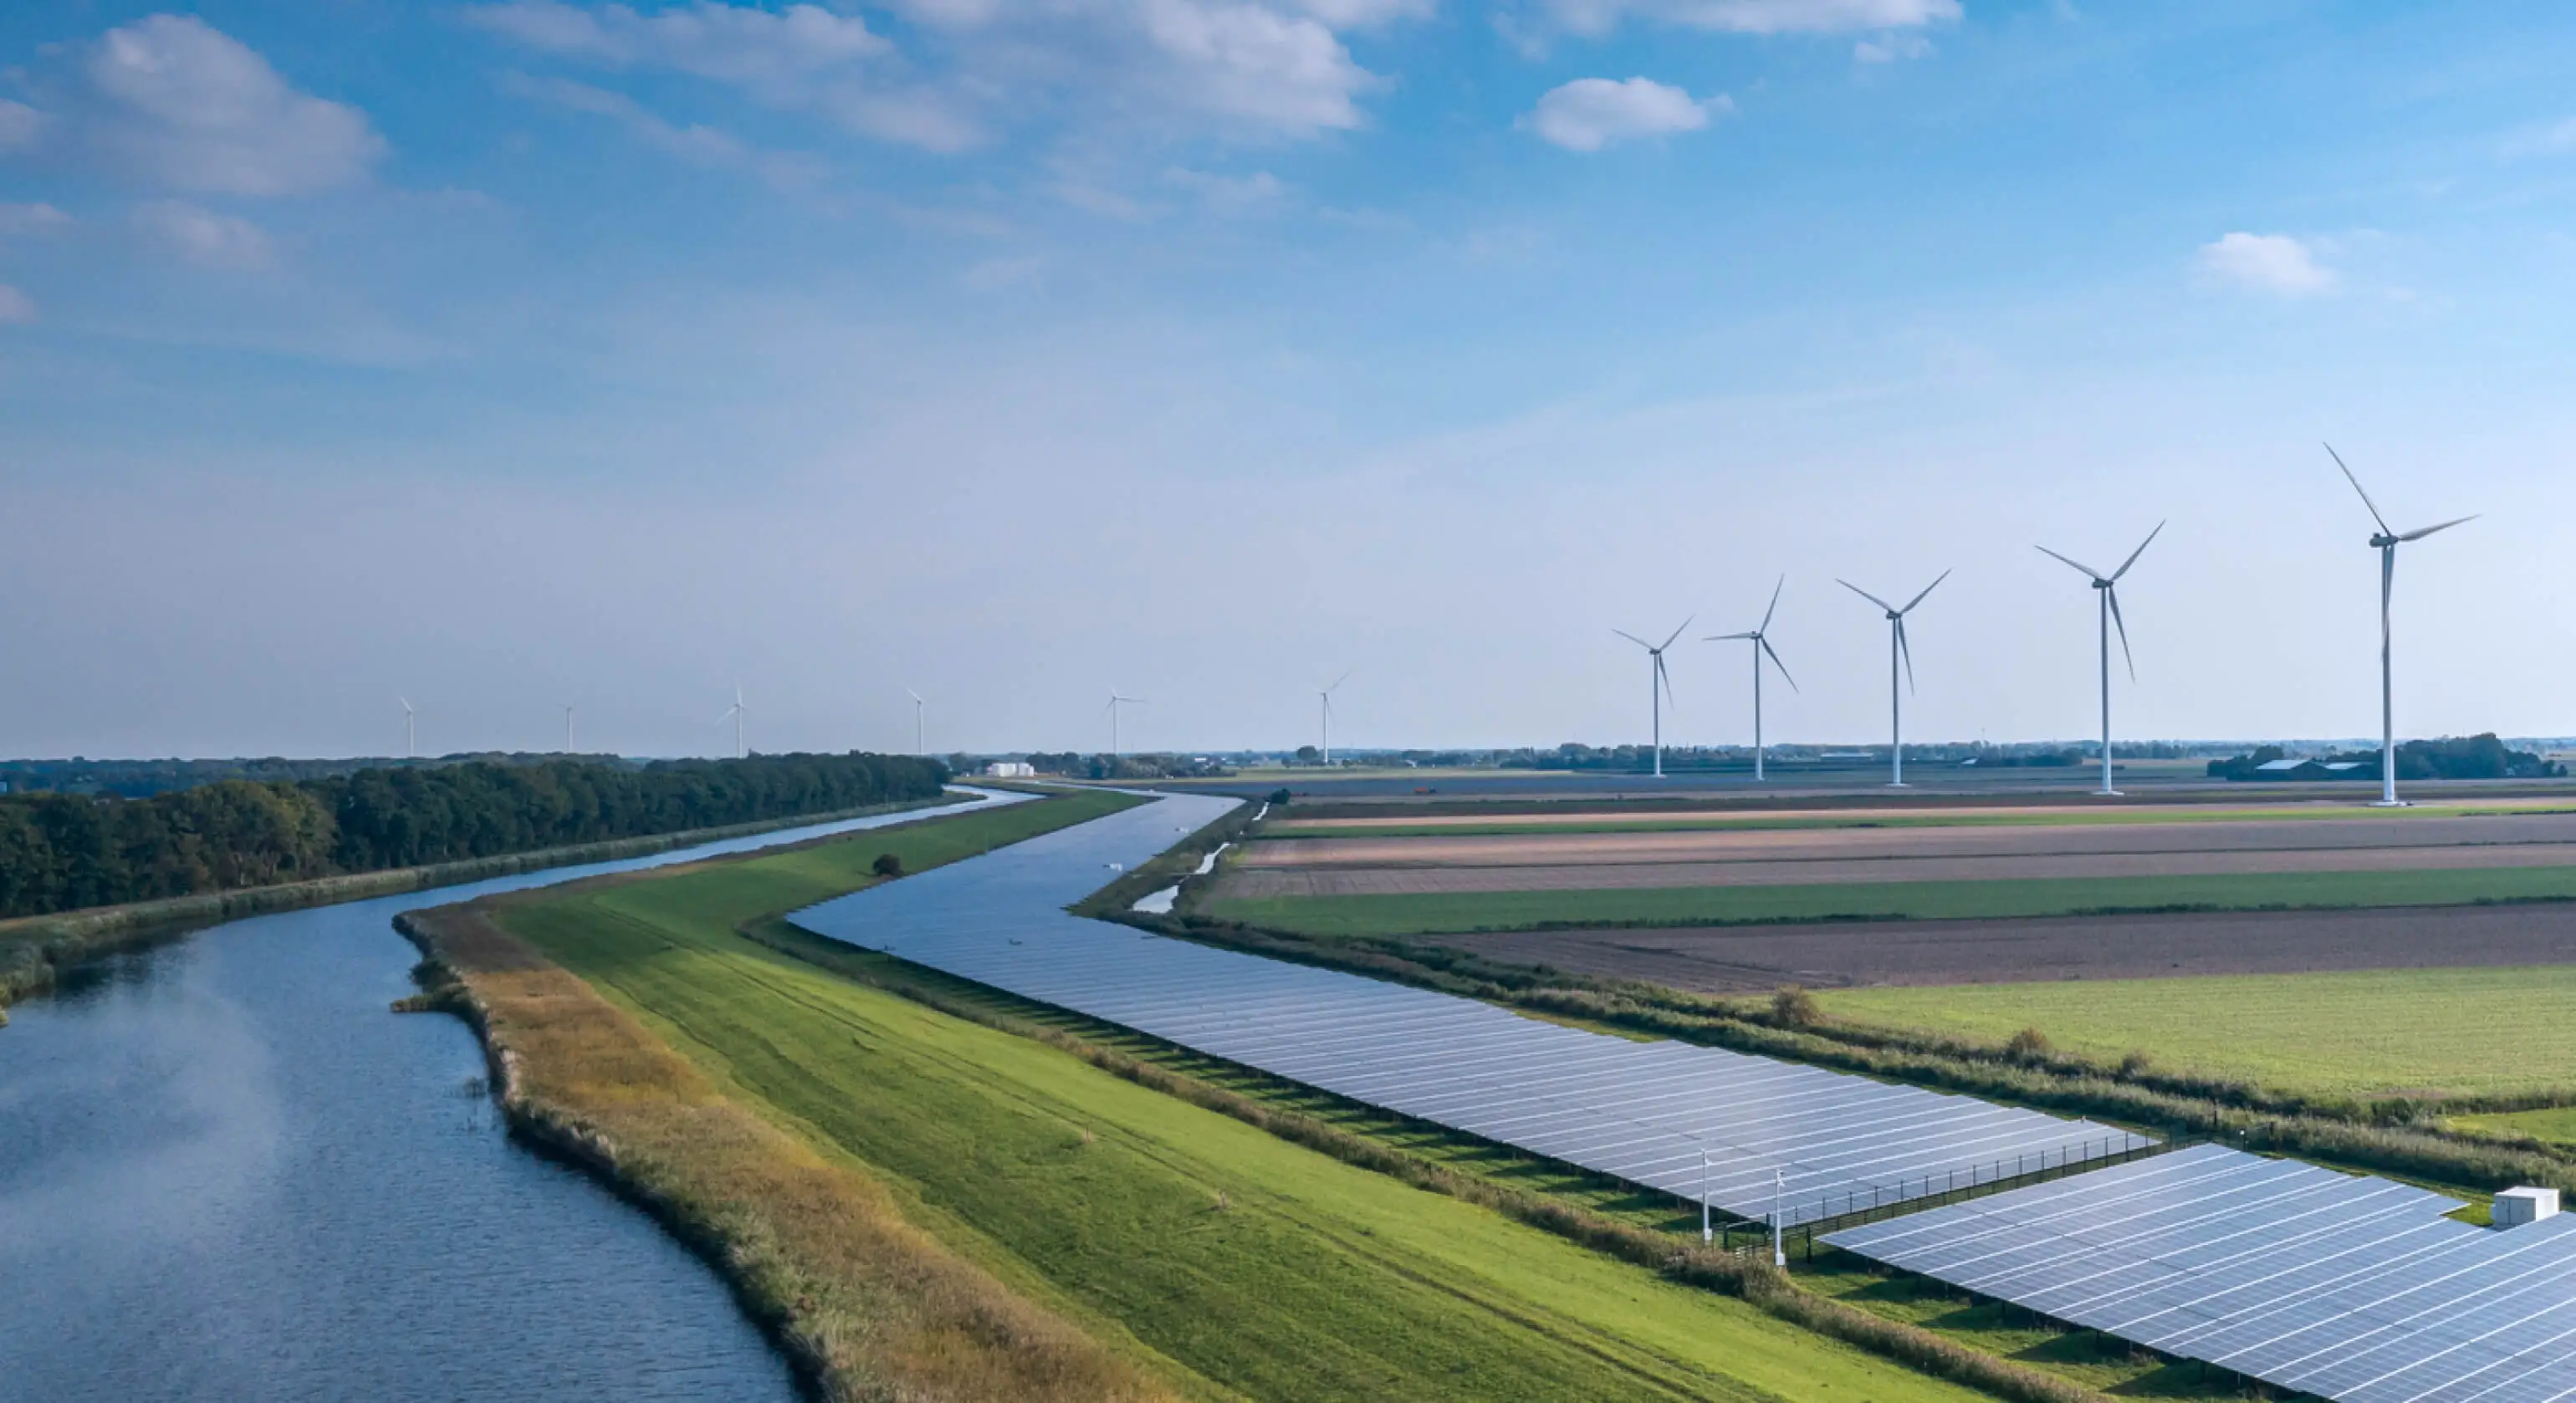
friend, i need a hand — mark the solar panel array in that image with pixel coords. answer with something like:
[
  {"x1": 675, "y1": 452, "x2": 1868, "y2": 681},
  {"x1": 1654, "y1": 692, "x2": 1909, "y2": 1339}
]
[
  {"x1": 789, "y1": 791, "x2": 2148, "y2": 1227},
  {"x1": 1827, "y1": 1143, "x2": 2576, "y2": 1401}
]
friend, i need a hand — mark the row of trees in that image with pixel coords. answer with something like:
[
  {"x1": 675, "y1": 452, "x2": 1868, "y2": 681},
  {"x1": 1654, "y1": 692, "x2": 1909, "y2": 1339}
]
[
  {"x1": 0, "y1": 753, "x2": 946, "y2": 919},
  {"x1": 2208, "y1": 734, "x2": 2566, "y2": 782}
]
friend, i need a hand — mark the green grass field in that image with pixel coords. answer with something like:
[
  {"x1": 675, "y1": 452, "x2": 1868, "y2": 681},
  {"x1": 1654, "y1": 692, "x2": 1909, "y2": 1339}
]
[
  {"x1": 2453, "y1": 1104, "x2": 2576, "y2": 1149},
  {"x1": 1204, "y1": 865, "x2": 2576, "y2": 936},
  {"x1": 496, "y1": 806, "x2": 1995, "y2": 1403},
  {"x1": 1821, "y1": 965, "x2": 2576, "y2": 1100}
]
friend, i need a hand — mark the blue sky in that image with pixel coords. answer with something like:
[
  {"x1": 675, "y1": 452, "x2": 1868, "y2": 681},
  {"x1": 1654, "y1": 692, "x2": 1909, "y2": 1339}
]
[{"x1": 5, "y1": 1, "x2": 2576, "y2": 758}]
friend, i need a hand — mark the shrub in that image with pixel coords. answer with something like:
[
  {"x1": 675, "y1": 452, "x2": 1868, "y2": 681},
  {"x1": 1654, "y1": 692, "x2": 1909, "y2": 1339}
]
[
  {"x1": 2117, "y1": 1049, "x2": 2154, "y2": 1077},
  {"x1": 1771, "y1": 985, "x2": 1822, "y2": 1028},
  {"x1": 1266, "y1": 788, "x2": 1293, "y2": 806},
  {"x1": 871, "y1": 853, "x2": 904, "y2": 879},
  {"x1": 2004, "y1": 1028, "x2": 2053, "y2": 1062}
]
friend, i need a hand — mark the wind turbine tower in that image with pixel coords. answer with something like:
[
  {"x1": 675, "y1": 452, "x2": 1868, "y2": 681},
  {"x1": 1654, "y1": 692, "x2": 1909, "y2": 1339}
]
[
  {"x1": 2036, "y1": 523, "x2": 2163, "y2": 796},
  {"x1": 1837, "y1": 573, "x2": 1949, "y2": 788},
  {"x1": 1106, "y1": 691, "x2": 1145, "y2": 760},
  {"x1": 564, "y1": 703, "x2": 575, "y2": 754},
  {"x1": 2328, "y1": 444, "x2": 2474, "y2": 807},
  {"x1": 718, "y1": 684, "x2": 748, "y2": 760},
  {"x1": 400, "y1": 696, "x2": 416, "y2": 760},
  {"x1": 1613, "y1": 619, "x2": 1692, "y2": 778},
  {"x1": 1316, "y1": 671, "x2": 1351, "y2": 767},
  {"x1": 907, "y1": 689, "x2": 925, "y2": 756},
  {"x1": 1705, "y1": 578, "x2": 1797, "y2": 783}
]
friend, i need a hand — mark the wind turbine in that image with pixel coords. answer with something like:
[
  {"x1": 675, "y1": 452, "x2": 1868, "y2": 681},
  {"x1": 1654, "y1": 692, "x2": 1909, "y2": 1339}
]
[
  {"x1": 1316, "y1": 671, "x2": 1352, "y2": 767},
  {"x1": 1613, "y1": 618, "x2": 1692, "y2": 778},
  {"x1": 718, "y1": 684, "x2": 748, "y2": 760},
  {"x1": 400, "y1": 696, "x2": 417, "y2": 760},
  {"x1": 1705, "y1": 578, "x2": 1797, "y2": 783},
  {"x1": 1106, "y1": 691, "x2": 1145, "y2": 760},
  {"x1": 1837, "y1": 573, "x2": 1949, "y2": 788},
  {"x1": 2036, "y1": 523, "x2": 2163, "y2": 797},
  {"x1": 2328, "y1": 444, "x2": 2475, "y2": 807},
  {"x1": 907, "y1": 689, "x2": 924, "y2": 755},
  {"x1": 563, "y1": 703, "x2": 575, "y2": 754}
]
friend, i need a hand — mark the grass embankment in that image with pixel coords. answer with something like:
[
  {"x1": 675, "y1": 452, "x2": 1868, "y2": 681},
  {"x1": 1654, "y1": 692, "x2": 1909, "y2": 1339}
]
[
  {"x1": 1204, "y1": 865, "x2": 2576, "y2": 936},
  {"x1": 462, "y1": 799, "x2": 2038, "y2": 1403},
  {"x1": 1261, "y1": 802, "x2": 2576, "y2": 839},
  {"x1": 1822, "y1": 967, "x2": 2576, "y2": 1102},
  {"x1": 0, "y1": 793, "x2": 964, "y2": 1023}
]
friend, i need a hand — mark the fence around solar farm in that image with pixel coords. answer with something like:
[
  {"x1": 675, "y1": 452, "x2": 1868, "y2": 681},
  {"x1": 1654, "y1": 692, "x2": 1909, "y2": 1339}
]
[{"x1": 1740, "y1": 1131, "x2": 2178, "y2": 1252}]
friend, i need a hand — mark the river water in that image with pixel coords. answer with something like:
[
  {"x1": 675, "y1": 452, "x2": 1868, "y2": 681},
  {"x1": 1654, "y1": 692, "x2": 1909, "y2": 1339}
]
[{"x1": 0, "y1": 793, "x2": 1022, "y2": 1401}]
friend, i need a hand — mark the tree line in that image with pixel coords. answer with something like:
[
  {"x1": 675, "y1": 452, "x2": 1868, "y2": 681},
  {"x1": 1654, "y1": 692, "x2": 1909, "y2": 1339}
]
[
  {"x1": 0, "y1": 752, "x2": 947, "y2": 919},
  {"x1": 2208, "y1": 734, "x2": 2565, "y2": 782}
]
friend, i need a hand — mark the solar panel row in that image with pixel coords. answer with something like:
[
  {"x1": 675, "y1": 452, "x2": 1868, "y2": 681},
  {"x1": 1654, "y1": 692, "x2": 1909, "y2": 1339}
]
[
  {"x1": 788, "y1": 791, "x2": 2149, "y2": 1228},
  {"x1": 1826, "y1": 1143, "x2": 2576, "y2": 1401}
]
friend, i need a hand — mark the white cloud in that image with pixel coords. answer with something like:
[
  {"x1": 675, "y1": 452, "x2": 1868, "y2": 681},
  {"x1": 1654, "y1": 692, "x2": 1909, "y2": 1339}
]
[
  {"x1": 0, "y1": 202, "x2": 74, "y2": 236},
  {"x1": 1854, "y1": 32, "x2": 1934, "y2": 61},
  {"x1": 2195, "y1": 232, "x2": 2335, "y2": 297},
  {"x1": 76, "y1": 16, "x2": 385, "y2": 196},
  {"x1": 503, "y1": 74, "x2": 825, "y2": 187},
  {"x1": 1543, "y1": 0, "x2": 1960, "y2": 37},
  {"x1": 0, "y1": 284, "x2": 34, "y2": 324},
  {"x1": 1525, "y1": 77, "x2": 1725, "y2": 151},
  {"x1": 473, "y1": 0, "x2": 1391, "y2": 151},
  {"x1": 1166, "y1": 166, "x2": 1290, "y2": 213},
  {"x1": 133, "y1": 200, "x2": 275, "y2": 269},
  {"x1": 0, "y1": 99, "x2": 44, "y2": 152}
]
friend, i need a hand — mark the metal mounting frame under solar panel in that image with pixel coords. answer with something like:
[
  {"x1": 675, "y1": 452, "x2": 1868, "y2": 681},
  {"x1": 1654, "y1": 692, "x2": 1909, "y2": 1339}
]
[
  {"x1": 1825, "y1": 1142, "x2": 2576, "y2": 1401},
  {"x1": 788, "y1": 791, "x2": 2151, "y2": 1228}
]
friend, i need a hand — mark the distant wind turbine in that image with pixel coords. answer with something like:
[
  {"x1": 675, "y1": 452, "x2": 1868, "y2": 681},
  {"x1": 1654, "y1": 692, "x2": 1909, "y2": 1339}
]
[
  {"x1": 1705, "y1": 578, "x2": 1797, "y2": 783},
  {"x1": 1316, "y1": 671, "x2": 1352, "y2": 767},
  {"x1": 400, "y1": 696, "x2": 416, "y2": 760},
  {"x1": 1837, "y1": 573, "x2": 1949, "y2": 788},
  {"x1": 718, "y1": 684, "x2": 749, "y2": 760},
  {"x1": 1613, "y1": 618, "x2": 1693, "y2": 778},
  {"x1": 907, "y1": 689, "x2": 925, "y2": 756},
  {"x1": 1106, "y1": 691, "x2": 1146, "y2": 759},
  {"x1": 2328, "y1": 444, "x2": 2475, "y2": 807},
  {"x1": 2036, "y1": 523, "x2": 2163, "y2": 797},
  {"x1": 564, "y1": 702, "x2": 575, "y2": 754}
]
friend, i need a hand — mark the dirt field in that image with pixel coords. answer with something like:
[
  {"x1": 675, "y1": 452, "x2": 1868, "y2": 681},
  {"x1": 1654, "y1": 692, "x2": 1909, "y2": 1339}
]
[
  {"x1": 1423, "y1": 902, "x2": 2576, "y2": 992},
  {"x1": 1221, "y1": 812, "x2": 2576, "y2": 899}
]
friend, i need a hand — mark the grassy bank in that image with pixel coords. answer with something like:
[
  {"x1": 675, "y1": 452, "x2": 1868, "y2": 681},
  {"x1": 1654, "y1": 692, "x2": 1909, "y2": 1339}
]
[
  {"x1": 466, "y1": 800, "x2": 2033, "y2": 1402},
  {"x1": 1203, "y1": 864, "x2": 2576, "y2": 936},
  {"x1": 0, "y1": 793, "x2": 964, "y2": 1022},
  {"x1": 1821, "y1": 965, "x2": 2576, "y2": 1100}
]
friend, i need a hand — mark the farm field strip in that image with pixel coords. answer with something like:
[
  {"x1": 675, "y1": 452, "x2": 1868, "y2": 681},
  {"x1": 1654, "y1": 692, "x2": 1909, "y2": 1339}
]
[
  {"x1": 1265, "y1": 798, "x2": 2576, "y2": 839},
  {"x1": 494, "y1": 798, "x2": 1996, "y2": 1403},
  {"x1": 1201, "y1": 865, "x2": 2576, "y2": 935},
  {"x1": 1815, "y1": 964, "x2": 2576, "y2": 1099}
]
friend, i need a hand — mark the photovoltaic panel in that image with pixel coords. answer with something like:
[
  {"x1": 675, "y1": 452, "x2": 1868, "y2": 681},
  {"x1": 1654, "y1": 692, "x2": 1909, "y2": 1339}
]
[
  {"x1": 789, "y1": 791, "x2": 2149, "y2": 1227},
  {"x1": 1826, "y1": 1143, "x2": 2576, "y2": 1400}
]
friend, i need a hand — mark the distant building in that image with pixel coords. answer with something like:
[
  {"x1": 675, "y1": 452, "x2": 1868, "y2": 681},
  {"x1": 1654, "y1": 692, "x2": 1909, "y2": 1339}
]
[{"x1": 984, "y1": 761, "x2": 1036, "y2": 778}]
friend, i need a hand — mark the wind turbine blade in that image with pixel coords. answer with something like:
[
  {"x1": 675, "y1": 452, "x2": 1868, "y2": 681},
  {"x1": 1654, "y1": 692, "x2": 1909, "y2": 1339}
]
[
  {"x1": 1761, "y1": 635, "x2": 1799, "y2": 693},
  {"x1": 2107, "y1": 584, "x2": 2136, "y2": 682},
  {"x1": 1657, "y1": 653, "x2": 1675, "y2": 708},
  {"x1": 1896, "y1": 618, "x2": 1916, "y2": 694},
  {"x1": 2325, "y1": 442, "x2": 2393, "y2": 536},
  {"x1": 907, "y1": 688, "x2": 923, "y2": 702},
  {"x1": 2382, "y1": 544, "x2": 2395, "y2": 630},
  {"x1": 1324, "y1": 670, "x2": 1352, "y2": 694},
  {"x1": 1658, "y1": 616, "x2": 1694, "y2": 651},
  {"x1": 1900, "y1": 569, "x2": 1951, "y2": 615},
  {"x1": 1761, "y1": 574, "x2": 1784, "y2": 633},
  {"x1": 1837, "y1": 579, "x2": 1896, "y2": 613},
  {"x1": 2111, "y1": 520, "x2": 2165, "y2": 580},
  {"x1": 2397, "y1": 514, "x2": 2476, "y2": 543},
  {"x1": 1705, "y1": 631, "x2": 1756, "y2": 641},
  {"x1": 1612, "y1": 628, "x2": 1652, "y2": 650},
  {"x1": 2034, "y1": 544, "x2": 2105, "y2": 581}
]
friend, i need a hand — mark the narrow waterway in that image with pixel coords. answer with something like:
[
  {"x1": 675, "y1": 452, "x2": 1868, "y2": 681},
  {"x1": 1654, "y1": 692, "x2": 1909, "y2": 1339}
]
[{"x1": 0, "y1": 791, "x2": 1026, "y2": 1401}]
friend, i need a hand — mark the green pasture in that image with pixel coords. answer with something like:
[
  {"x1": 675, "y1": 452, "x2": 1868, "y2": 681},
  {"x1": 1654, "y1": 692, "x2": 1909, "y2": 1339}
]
[
  {"x1": 496, "y1": 804, "x2": 1993, "y2": 1403},
  {"x1": 1822, "y1": 965, "x2": 2576, "y2": 1101},
  {"x1": 1204, "y1": 865, "x2": 2576, "y2": 936}
]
